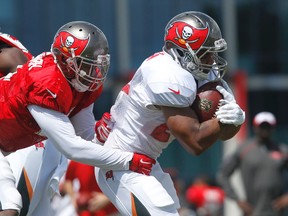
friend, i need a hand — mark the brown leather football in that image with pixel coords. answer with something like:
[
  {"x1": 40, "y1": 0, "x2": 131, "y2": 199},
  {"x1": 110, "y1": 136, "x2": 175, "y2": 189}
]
[{"x1": 192, "y1": 81, "x2": 223, "y2": 123}]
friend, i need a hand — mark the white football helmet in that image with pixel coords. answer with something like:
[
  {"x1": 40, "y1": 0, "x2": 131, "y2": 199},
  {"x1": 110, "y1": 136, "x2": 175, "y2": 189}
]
[{"x1": 163, "y1": 11, "x2": 228, "y2": 81}]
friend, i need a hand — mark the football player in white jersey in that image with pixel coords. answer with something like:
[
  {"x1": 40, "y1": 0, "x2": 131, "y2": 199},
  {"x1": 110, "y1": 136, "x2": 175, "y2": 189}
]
[{"x1": 95, "y1": 11, "x2": 245, "y2": 216}]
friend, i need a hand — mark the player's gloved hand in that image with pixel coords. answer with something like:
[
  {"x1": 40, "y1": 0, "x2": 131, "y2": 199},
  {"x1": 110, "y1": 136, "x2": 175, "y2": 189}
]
[
  {"x1": 129, "y1": 153, "x2": 156, "y2": 175},
  {"x1": 95, "y1": 112, "x2": 113, "y2": 143},
  {"x1": 220, "y1": 79, "x2": 234, "y2": 95},
  {"x1": 217, "y1": 85, "x2": 235, "y2": 103},
  {"x1": 215, "y1": 86, "x2": 245, "y2": 126}
]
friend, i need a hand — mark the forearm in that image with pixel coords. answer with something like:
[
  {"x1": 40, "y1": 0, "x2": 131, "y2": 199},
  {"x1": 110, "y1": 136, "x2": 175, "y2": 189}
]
[
  {"x1": 174, "y1": 117, "x2": 222, "y2": 155},
  {"x1": 219, "y1": 123, "x2": 241, "y2": 140},
  {"x1": 182, "y1": 116, "x2": 240, "y2": 152},
  {"x1": 28, "y1": 105, "x2": 133, "y2": 170},
  {"x1": 164, "y1": 106, "x2": 222, "y2": 155},
  {"x1": 197, "y1": 118, "x2": 222, "y2": 149},
  {"x1": 70, "y1": 104, "x2": 96, "y2": 140}
]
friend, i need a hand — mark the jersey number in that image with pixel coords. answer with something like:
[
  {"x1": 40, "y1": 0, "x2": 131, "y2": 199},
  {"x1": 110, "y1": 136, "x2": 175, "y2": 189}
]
[{"x1": 151, "y1": 123, "x2": 170, "y2": 142}]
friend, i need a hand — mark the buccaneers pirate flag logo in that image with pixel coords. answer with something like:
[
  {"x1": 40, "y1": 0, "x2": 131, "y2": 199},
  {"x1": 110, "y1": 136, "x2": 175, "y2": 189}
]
[
  {"x1": 165, "y1": 21, "x2": 209, "y2": 50},
  {"x1": 52, "y1": 31, "x2": 89, "y2": 56}
]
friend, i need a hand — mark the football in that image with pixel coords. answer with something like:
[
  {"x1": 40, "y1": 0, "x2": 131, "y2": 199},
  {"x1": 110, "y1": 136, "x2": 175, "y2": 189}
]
[{"x1": 191, "y1": 81, "x2": 223, "y2": 123}]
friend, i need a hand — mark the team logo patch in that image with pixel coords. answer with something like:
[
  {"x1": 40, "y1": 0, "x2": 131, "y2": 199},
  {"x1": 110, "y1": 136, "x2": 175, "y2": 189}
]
[
  {"x1": 198, "y1": 98, "x2": 213, "y2": 112},
  {"x1": 53, "y1": 31, "x2": 89, "y2": 56},
  {"x1": 165, "y1": 21, "x2": 209, "y2": 50}
]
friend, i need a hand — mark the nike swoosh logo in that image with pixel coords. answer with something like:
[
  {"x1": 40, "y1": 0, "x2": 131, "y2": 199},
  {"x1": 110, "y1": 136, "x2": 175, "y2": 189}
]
[
  {"x1": 140, "y1": 159, "x2": 152, "y2": 165},
  {"x1": 168, "y1": 88, "x2": 180, "y2": 95},
  {"x1": 46, "y1": 88, "x2": 57, "y2": 98}
]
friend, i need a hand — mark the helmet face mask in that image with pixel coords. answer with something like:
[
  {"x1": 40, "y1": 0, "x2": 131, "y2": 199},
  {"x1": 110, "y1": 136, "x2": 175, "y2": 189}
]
[
  {"x1": 66, "y1": 52, "x2": 110, "y2": 91},
  {"x1": 51, "y1": 21, "x2": 110, "y2": 92},
  {"x1": 164, "y1": 11, "x2": 228, "y2": 81}
]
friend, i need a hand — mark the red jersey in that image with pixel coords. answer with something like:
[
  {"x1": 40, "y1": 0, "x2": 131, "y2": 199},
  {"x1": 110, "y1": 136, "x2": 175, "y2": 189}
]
[{"x1": 0, "y1": 52, "x2": 102, "y2": 152}]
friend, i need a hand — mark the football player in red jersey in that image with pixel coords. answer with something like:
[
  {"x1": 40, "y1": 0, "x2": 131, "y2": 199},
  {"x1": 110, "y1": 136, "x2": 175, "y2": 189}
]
[
  {"x1": 0, "y1": 33, "x2": 69, "y2": 216},
  {"x1": 0, "y1": 22, "x2": 155, "y2": 216}
]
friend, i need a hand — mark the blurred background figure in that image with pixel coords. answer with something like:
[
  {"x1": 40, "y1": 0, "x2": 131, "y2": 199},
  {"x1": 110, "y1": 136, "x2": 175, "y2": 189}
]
[
  {"x1": 217, "y1": 111, "x2": 288, "y2": 216},
  {"x1": 62, "y1": 160, "x2": 119, "y2": 216},
  {"x1": 185, "y1": 175, "x2": 224, "y2": 216},
  {"x1": 164, "y1": 168, "x2": 196, "y2": 216}
]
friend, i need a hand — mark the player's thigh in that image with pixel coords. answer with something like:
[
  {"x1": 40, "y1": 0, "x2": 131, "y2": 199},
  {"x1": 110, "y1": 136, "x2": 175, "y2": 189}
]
[
  {"x1": 95, "y1": 168, "x2": 134, "y2": 215},
  {"x1": 153, "y1": 168, "x2": 180, "y2": 210},
  {"x1": 95, "y1": 167, "x2": 179, "y2": 216}
]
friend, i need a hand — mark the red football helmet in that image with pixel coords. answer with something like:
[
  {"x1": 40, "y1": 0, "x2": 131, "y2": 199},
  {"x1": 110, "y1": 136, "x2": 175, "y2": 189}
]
[
  {"x1": 0, "y1": 33, "x2": 33, "y2": 77},
  {"x1": 51, "y1": 21, "x2": 110, "y2": 92},
  {"x1": 163, "y1": 11, "x2": 227, "y2": 81},
  {"x1": 0, "y1": 33, "x2": 33, "y2": 60}
]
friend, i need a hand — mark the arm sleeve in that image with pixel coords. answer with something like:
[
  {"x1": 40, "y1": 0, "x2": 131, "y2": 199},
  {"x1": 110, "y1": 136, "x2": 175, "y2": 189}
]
[
  {"x1": 27, "y1": 105, "x2": 133, "y2": 170},
  {"x1": 69, "y1": 104, "x2": 96, "y2": 141},
  {"x1": 216, "y1": 152, "x2": 241, "y2": 201}
]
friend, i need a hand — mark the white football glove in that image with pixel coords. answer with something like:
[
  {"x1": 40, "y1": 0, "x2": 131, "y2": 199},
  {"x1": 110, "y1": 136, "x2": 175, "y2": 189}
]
[
  {"x1": 217, "y1": 83, "x2": 236, "y2": 103},
  {"x1": 220, "y1": 79, "x2": 234, "y2": 96},
  {"x1": 215, "y1": 86, "x2": 245, "y2": 126}
]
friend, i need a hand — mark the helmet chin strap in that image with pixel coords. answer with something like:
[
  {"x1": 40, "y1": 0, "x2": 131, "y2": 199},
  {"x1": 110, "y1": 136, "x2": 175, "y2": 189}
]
[
  {"x1": 169, "y1": 49, "x2": 181, "y2": 65},
  {"x1": 184, "y1": 42, "x2": 209, "y2": 81},
  {"x1": 190, "y1": 67, "x2": 208, "y2": 81}
]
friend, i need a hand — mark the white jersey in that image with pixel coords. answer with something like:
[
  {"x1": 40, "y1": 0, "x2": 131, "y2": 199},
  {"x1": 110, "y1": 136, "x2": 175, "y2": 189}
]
[
  {"x1": 96, "y1": 52, "x2": 222, "y2": 215},
  {"x1": 106, "y1": 51, "x2": 197, "y2": 159}
]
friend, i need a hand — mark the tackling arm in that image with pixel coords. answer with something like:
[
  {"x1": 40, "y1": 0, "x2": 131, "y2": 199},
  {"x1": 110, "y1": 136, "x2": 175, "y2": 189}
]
[
  {"x1": 28, "y1": 104, "x2": 133, "y2": 171},
  {"x1": 69, "y1": 104, "x2": 96, "y2": 141}
]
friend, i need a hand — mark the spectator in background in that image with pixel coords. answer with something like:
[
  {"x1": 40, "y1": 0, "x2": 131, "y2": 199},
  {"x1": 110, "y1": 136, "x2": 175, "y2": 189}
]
[
  {"x1": 217, "y1": 111, "x2": 288, "y2": 216},
  {"x1": 185, "y1": 175, "x2": 224, "y2": 216},
  {"x1": 164, "y1": 168, "x2": 196, "y2": 216},
  {"x1": 62, "y1": 160, "x2": 119, "y2": 216}
]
